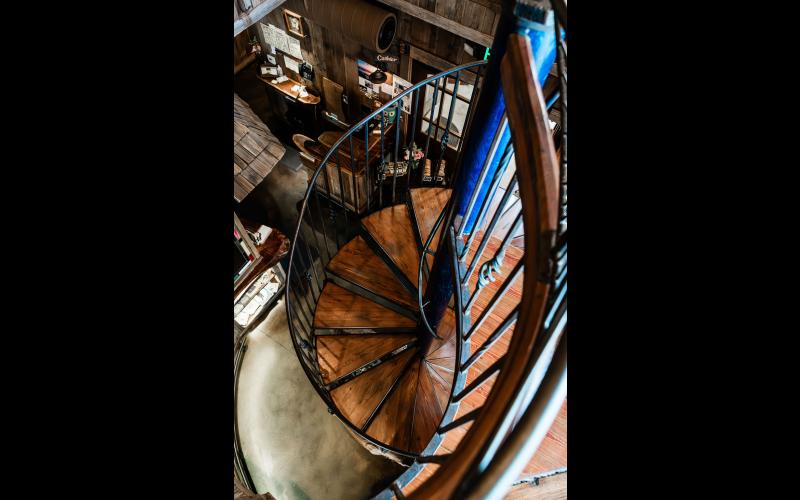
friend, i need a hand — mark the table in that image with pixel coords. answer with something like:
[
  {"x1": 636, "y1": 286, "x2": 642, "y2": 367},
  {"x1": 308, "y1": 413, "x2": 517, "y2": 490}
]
[{"x1": 258, "y1": 75, "x2": 321, "y2": 105}]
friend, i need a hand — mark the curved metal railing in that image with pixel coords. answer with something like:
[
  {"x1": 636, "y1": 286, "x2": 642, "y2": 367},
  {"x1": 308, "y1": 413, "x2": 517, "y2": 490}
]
[
  {"x1": 275, "y1": 1, "x2": 567, "y2": 495},
  {"x1": 383, "y1": 10, "x2": 568, "y2": 497},
  {"x1": 283, "y1": 59, "x2": 488, "y2": 462}
]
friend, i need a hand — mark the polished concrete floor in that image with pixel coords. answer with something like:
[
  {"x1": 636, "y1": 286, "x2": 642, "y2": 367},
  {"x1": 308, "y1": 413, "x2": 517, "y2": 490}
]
[{"x1": 237, "y1": 299, "x2": 405, "y2": 500}]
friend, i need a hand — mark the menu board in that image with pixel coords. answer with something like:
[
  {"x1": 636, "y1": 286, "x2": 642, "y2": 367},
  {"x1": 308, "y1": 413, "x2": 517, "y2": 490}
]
[
  {"x1": 287, "y1": 36, "x2": 303, "y2": 60},
  {"x1": 260, "y1": 23, "x2": 289, "y2": 54},
  {"x1": 283, "y1": 55, "x2": 300, "y2": 74}
]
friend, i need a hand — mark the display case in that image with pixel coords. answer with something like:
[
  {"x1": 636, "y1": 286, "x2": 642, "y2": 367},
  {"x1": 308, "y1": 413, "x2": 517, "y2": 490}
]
[{"x1": 233, "y1": 213, "x2": 289, "y2": 338}]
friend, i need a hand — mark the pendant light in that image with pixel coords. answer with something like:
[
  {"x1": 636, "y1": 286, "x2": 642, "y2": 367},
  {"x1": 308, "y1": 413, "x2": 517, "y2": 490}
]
[{"x1": 368, "y1": 62, "x2": 388, "y2": 84}]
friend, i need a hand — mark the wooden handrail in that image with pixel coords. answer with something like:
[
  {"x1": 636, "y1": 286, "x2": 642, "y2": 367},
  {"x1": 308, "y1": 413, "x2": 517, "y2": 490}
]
[{"x1": 408, "y1": 32, "x2": 560, "y2": 499}]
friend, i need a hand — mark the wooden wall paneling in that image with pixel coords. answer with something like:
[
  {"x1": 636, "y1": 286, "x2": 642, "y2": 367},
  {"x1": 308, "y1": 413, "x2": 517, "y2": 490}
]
[
  {"x1": 478, "y1": 6, "x2": 496, "y2": 34},
  {"x1": 375, "y1": 0, "x2": 494, "y2": 46},
  {"x1": 461, "y1": 2, "x2": 480, "y2": 31},
  {"x1": 434, "y1": 0, "x2": 458, "y2": 20}
]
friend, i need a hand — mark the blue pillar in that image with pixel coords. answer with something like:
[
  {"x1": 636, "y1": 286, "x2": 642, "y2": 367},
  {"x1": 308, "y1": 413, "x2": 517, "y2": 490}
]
[{"x1": 420, "y1": 1, "x2": 557, "y2": 342}]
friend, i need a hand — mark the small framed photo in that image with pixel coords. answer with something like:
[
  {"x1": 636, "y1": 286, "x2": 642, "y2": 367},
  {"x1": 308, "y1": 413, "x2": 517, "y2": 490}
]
[{"x1": 283, "y1": 9, "x2": 305, "y2": 37}]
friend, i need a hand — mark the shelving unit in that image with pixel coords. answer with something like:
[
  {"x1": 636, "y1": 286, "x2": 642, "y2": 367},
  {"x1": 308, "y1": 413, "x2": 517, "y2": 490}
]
[{"x1": 234, "y1": 213, "x2": 290, "y2": 339}]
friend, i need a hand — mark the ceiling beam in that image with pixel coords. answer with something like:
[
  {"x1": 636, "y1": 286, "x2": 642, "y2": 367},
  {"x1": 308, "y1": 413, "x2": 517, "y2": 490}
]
[
  {"x1": 375, "y1": 0, "x2": 495, "y2": 47},
  {"x1": 234, "y1": 0, "x2": 286, "y2": 38}
]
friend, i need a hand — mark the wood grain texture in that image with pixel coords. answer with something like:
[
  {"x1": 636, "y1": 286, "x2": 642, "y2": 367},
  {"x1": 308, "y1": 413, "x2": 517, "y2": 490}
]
[
  {"x1": 411, "y1": 360, "x2": 446, "y2": 453},
  {"x1": 426, "y1": 307, "x2": 457, "y2": 358},
  {"x1": 361, "y1": 203, "x2": 421, "y2": 287},
  {"x1": 233, "y1": 93, "x2": 285, "y2": 202},
  {"x1": 519, "y1": 400, "x2": 567, "y2": 477},
  {"x1": 314, "y1": 282, "x2": 417, "y2": 328},
  {"x1": 411, "y1": 188, "x2": 451, "y2": 252},
  {"x1": 330, "y1": 347, "x2": 416, "y2": 429},
  {"x1": 374, "y1": 0, "x2": 494, "y2": 46},
  {"x1": 365, "y1": 358, "x2": 420, "y2": 450},
  {"x1": 423, "y1": 361, "x2": 452, "y2": 414},
  {"x1": 317, "y1": 333, "x2": 416, "y2": 384},
  {"x1": 462, "y1": 230, "x2": 524, "y2": 387},
  {"x1": 258, "y1": 75, "x2": 321, "y2": 105},
  {"x1": 407, "y1": 35, "x2": 559, "y2": 499},
  {"x1": 327, "y1": 235, "x2": 417, "y2": 309},
  {"x1": 504, "y1": 472, "x2": 567, "y2": 500},
  {"x1": 428, "y1": 360, "x2": 455, "y2": 389},
  {"x1": 425, "y1": 362, "x2": 452, "y2": 413}
]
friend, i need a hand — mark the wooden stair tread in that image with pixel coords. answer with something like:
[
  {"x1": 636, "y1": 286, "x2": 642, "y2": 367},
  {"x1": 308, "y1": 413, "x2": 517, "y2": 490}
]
[
  {"x1": 410, "y1": 188, "x2": 451, "y2": 253},
  {"x1": 330, "y1": 347, "x2": 417, "y2": 429},
  {"x1": 361, "y1": 204, "x2": 421, "y2": 288},
  {"x1": 428, "y1": 360, "x2": 456, "y2": 388},
  {"x1": 425, "y1": 308, "x2": 457, "y2": 360},
  {"x1": 317, "y1": 333, "x2": 416, "y2": 384},
  {"x1": 425, "y1": 361, "x2": 453, "y2": 413},
  {"x1": 427, "y1": 336, "x2": 456, "y2": 362},
  {"x1": 314, "y1": 282, "x2": 416, "y2": 328},
  {"x1": 411, "y1": 360, "x2": 445, "y2": 453},
  {"x1": 365, "y1": 358, "x2": 421, "y2": 450},
  {"x1": 327, "y1": 235, "x2": 417, "y2": 309}
]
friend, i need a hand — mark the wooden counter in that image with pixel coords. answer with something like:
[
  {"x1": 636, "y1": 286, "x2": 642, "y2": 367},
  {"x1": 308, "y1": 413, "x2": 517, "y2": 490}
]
[{"x1": 258, "y1": 75, "x2": 321, "y2": 105}]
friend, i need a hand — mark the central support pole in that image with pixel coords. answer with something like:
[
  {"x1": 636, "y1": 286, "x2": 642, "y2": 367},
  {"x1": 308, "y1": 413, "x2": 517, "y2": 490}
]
[{"x1": 418, "y1": 1, "x2": 556, "y2": 346}]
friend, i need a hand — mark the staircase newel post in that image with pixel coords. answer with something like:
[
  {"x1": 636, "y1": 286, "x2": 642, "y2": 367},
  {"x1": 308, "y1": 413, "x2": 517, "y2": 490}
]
[{"x1": 419, "y1": 0, "x2": 557, "y2": 346}]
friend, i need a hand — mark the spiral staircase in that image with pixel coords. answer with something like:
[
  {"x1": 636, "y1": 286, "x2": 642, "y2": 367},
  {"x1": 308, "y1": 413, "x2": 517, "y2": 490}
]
[{"x1": 235, "y1": 2, "x2": 567, "y2": 498}]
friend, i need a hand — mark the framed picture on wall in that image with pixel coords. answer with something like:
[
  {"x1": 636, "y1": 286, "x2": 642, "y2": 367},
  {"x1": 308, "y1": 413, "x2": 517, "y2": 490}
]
[{"x1": 283, "y1": 9, "x2": 305, "y2": 37}]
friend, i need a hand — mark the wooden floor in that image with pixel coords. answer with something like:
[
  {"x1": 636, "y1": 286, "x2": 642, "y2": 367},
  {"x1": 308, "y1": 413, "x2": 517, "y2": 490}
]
[{"x1": 505, "y1": 472, "x2": 567, "y2": 500}]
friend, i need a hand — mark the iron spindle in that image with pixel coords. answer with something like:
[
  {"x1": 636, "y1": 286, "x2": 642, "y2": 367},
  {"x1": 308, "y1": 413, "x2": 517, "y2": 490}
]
[{"x1": 392, "y1": 104, "x2": 401, "y2": 203}]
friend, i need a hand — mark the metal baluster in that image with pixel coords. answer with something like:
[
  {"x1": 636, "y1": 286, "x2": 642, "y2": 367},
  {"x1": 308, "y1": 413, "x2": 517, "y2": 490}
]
[
  {"x1": 290, "y1": 243, "x2": 314, "y2": 314},
  {"x1": 379, "y1": 111, "x2": 385, "y2": 207},
  {"x1": 405, "y1": 89, "x2": 420, "y2": 189},
  {"x1": 392, "y1": 104, "x2": 401, "y2": 204},
  {"x1": 436, "y1": 72, "x2": 460, "y2": 182},
  {"x1": 297, "y1": 233, "x2": 322, "y2": 300},
  {"x1": 457, "y1": 114, "x2": 508, "y2": 238},
  {"x1": 363, "y1": 124, "x2": 371, "y2": 212},
  {"x1": 349, "y1": 135, "x2": 359, "y2": 214},
  {"x1": 322, "y1": 154, "x2": 342, "y2": 250},
  {"x1": 423, "y1": 80, "x2": 440, "y2": 173},
  {"x1": 301, "y1": 208, "x2": 326, "y2": 290},
  {"x1": 465, "y1": 215, "x2": 524, "y2": 314},
  {"x1": 462, "y1": 173, "x2": 522, "y2": 286},
  {"x1": 287, "y1": 275, "x2": 313, "y2": 333},
  {"x1": 464, "y1": 246, "x2": 524, "y2": 320},
  {"x1": 462, "y1": 305, "x2": 519, "y2": 370},
  {"x1": 461, "y1": 148, "x2": 517, "y2": 262},
  {"x1": 335, "y1": 147, "x2": 348, "y2": 238},
  {"x1": 312, "y1": 187, "x2": 332, "y2": 265}
]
